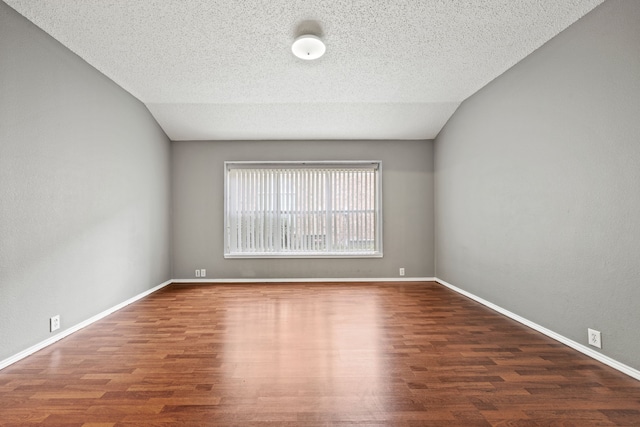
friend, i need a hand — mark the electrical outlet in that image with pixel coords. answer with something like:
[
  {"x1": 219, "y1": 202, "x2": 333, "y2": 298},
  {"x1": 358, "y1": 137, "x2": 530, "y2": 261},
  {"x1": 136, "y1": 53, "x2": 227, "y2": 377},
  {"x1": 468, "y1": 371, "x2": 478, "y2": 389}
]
[
  {"x1": 588, "y1": 328, "x2": 602, "y2": 348},
  {"x1": 200, "y1": 269, "x2": 206, "y2": 277},
  {"x1": 399, "y1": 267, "x2": 405, "y2": 276},
  {"x1": 195, "y1": 269, "x2": 200, "y2": 278},
  {"x1": 50, "y1": 315, "x2": 60, "y2": 332}
]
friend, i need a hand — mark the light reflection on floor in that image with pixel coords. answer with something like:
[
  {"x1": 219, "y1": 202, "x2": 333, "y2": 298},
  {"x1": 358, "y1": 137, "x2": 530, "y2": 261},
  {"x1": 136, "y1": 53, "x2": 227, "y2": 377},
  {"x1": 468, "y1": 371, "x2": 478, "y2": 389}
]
[{"x1": 221, "y1": 287, "x2": 385, "y2": 415}]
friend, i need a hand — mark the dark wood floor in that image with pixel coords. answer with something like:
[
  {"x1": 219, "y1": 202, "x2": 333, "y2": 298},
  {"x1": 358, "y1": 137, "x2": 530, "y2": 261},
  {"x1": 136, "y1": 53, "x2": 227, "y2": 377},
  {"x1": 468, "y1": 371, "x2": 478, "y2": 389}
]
[{"x1": 1, "y1": 282, "x2": 639, "y2": 426}]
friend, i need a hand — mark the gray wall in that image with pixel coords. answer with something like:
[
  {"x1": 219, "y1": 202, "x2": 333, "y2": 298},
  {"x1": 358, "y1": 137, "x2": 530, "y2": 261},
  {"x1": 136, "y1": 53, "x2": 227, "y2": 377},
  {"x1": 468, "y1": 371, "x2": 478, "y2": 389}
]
[
  {"x1": 435, "y1": 0, "x2": 640, "y2": 370},
  {"x1": 0, "y1": 2, "x2": 172, "y2": 361},
  {"x1": 172, "y1": 140, "x2": 434, "y2": 279}
]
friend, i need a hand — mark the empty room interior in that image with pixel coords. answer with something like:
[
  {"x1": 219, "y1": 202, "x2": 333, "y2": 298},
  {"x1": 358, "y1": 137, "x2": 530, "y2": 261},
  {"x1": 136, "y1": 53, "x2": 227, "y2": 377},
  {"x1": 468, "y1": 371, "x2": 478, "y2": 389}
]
[{"x1": 1, "y1": 0, "x2": 640, "y2": 425}]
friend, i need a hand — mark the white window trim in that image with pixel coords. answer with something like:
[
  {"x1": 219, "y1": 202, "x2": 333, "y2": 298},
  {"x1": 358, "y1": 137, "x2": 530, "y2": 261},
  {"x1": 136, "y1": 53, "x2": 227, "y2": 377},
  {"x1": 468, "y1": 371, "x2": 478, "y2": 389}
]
[{"x1": 224, "y1": 161, "x2": 383, "y2": 259}]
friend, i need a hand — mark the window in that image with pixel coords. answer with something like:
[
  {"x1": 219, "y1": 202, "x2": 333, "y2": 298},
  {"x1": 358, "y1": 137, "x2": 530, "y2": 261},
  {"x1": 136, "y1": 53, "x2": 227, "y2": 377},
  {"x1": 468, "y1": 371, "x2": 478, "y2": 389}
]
[{"x1": 224, "y1": 161, "x2": 382, "y2": 258}]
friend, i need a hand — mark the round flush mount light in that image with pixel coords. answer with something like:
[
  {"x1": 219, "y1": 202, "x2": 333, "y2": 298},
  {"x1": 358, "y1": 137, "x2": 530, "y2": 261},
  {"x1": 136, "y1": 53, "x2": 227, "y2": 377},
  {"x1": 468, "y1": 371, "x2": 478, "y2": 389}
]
[{"x1": 291, "y1": 35, "x2": 326, "y2": 60}]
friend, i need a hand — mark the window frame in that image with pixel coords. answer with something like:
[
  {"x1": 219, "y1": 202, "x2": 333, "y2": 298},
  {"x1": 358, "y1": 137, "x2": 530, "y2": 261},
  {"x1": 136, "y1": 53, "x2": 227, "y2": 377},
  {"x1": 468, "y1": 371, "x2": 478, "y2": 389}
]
[{"x1": 223, "y1": 160, "x2": 383, "y2": 259}]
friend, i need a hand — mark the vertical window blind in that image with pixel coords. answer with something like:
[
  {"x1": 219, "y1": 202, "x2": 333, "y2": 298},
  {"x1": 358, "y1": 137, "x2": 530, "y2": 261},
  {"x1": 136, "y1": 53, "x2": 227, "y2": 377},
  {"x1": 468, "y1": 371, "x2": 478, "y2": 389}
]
[{"x1": 224, "y1": 162, "x2": 382, "y2": 258}]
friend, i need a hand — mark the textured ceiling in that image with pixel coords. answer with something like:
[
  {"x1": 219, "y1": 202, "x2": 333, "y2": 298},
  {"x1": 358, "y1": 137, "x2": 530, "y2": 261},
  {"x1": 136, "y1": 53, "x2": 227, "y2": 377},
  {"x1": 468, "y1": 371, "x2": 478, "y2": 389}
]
[{"x1": 5, "y1": 0, "x2": 604, "y2": 141}]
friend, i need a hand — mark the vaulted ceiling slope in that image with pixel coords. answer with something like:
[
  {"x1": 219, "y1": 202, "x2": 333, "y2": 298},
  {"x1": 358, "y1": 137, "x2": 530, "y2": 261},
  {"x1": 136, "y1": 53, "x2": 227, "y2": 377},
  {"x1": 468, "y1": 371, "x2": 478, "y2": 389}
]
[{"x1": 5, "y1": 0, "x2": 604, "y2": 141}]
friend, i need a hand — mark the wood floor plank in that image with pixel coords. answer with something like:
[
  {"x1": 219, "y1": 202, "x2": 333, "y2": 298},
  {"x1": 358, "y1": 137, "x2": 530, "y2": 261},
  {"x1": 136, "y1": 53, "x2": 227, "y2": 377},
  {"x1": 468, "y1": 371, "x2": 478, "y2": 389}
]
[{"x1": 0, "y1": 281, "x2": 639, "y2": 426}]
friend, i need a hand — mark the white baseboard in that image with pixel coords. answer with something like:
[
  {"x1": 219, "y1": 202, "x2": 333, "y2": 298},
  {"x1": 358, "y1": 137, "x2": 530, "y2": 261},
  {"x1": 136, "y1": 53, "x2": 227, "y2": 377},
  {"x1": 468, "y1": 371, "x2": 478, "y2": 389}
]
[
  {"x1": 435, "y1": 277, "x2": 640, "y2": 382},
  {"x1": 7, "y1": 276, "x2": 636, "y2": 382},
  {"x1": 0, "y1": 277, "x2": 433, "y2": 371},
  {"x1": 0, "y1": 279, "x2": 173, "y2": 371},
  {"x1": 171, "y1": 277, "x2": 437, "y2": 284}
]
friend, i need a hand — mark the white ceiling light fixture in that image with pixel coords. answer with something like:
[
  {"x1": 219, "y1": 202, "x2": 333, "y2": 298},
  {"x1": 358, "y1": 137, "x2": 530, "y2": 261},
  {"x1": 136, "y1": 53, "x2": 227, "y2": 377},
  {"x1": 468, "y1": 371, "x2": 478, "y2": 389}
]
[{"x1": 292, "y1": 35, "x2": 326, "y2": 60}]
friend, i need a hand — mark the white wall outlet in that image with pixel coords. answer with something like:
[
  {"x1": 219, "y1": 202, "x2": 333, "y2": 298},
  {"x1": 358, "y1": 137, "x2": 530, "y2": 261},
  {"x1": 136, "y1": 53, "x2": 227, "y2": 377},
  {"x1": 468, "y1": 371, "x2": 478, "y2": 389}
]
[
  {"x1": 200, "y1": 269, "x2": 206, "y2": 277},
  {"x1": 50, "y1": 315, "x2": 60, "y2": 332},
  {"x1": 195, "y1": 269, "x2": 201, "y2": 278},
  {"x1": 399, "y1": 267, "x2": 405, "y2": 276},
  {"x1": 588, "y1": 328, "x2": 602, "y2": 348}
]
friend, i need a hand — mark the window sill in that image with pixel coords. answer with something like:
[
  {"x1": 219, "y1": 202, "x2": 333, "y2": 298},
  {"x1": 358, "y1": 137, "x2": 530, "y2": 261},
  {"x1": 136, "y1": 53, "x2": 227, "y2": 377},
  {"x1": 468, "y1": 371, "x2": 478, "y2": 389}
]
[{"x1": 224, "y1": 252, "x2": 383, "y2": 259}]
